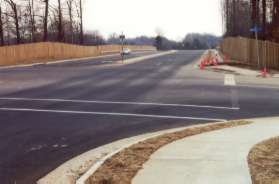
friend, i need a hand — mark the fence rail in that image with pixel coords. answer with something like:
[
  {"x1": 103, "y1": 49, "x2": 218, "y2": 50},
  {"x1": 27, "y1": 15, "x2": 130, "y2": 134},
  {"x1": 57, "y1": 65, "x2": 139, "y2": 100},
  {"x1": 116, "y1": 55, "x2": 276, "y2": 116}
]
[
  {"x1": 220, "y1": 37, "x2": 279, "y2": 69},
  {"x1": 0, "y1": 42, "x2": 156, "y2": 66}
]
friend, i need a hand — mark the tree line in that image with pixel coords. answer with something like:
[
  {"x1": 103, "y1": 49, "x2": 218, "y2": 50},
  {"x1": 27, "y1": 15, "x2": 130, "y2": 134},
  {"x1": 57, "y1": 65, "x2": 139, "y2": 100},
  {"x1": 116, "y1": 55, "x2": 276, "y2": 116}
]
[
  {"x1": 0, "y1": 0, "x2": 84, "y2": 46},
  {"x1": 0, "y1": 0, "x2": 221, "y2": 49},
  {"x1": 222, "y1": 0, "x2": 279, "y2": 42}
]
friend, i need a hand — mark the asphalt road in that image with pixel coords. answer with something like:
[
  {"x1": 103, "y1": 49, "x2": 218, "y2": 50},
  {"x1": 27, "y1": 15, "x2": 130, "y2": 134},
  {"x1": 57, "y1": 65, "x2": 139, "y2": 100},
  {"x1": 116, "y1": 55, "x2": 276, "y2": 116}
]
[{"x1": 0, "y1": 50, "x2": 279, "y2": 184}]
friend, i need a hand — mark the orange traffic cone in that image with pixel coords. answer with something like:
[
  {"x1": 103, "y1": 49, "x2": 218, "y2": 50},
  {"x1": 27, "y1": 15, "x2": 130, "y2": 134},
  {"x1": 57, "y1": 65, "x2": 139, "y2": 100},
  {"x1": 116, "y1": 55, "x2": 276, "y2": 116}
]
[
  {"x1": 261, "y1": 68, "x2": 268, "y2": 78},
  {"x1": 204, "y1": 58, "x2": 208, "y2": 66},
  {"x1": 213, "y1": 58, "x2": 218, "y2": 66},
  {"x1": 200, "y1": 62, "x2": 205, "y2": 70}
]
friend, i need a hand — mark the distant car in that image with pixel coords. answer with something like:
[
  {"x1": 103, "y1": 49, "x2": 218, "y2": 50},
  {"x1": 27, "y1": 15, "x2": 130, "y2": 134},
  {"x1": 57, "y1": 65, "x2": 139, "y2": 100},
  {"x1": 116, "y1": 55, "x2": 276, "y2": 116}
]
[{"x1": 120, "y1": 48, "x2": 131, "y2": 55}]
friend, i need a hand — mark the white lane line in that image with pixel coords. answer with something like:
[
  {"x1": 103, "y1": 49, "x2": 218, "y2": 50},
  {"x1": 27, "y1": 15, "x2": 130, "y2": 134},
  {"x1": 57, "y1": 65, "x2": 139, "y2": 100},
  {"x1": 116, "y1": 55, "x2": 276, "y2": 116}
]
[
  {"x1": 224, "y1": 74, "x2": 236, "y2": 86},
  {"x1": 0, "y1": 97, "x2": 239, "y2": 110},
  {"x1": 0, "y1": 107, "x2": 227, "y2": 122}
]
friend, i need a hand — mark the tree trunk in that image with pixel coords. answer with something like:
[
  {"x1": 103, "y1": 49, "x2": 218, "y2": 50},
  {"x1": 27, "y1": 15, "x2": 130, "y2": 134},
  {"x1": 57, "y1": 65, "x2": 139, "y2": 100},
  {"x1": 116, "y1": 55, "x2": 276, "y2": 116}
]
[
  {"x1": 0, "y1": 6, "x2": 4, "y2": 46},
  {"x1": 273, "y1": 0, "x2": 279, "y2": 42},
  {"x1": 5, "y1": 0, "x2": 20, "y2": 43},
  {"x1": 232, "y1": 0, "x2": 237, "y2": 36},
  {"x1": 43, "y1": 0, "x2": 49, "y2": 41},
  {"x1": 14, "y1": 4, "x2": 20, "y2": 44},
  {"x1": 79, "y1": 0, "x2": 84, "y2": 44},
  {"x1": 262, "y1": 0, "x2": 266, "y2": 39},
  {"x1": 57, "y1": 0, "x2": 63, "y2": 42},
  {"x1": 28, "y1": 0, "x2": 36, "y2": 42},
  {"x1": 67, "y1": 0, "x2": 74, "y2": 43},
  {"x1": 251, "y1": 0, "x2": 257, "y2": 25},
  {"x1": 251, "y1": 0, "x2": 258, "y2": 37}
]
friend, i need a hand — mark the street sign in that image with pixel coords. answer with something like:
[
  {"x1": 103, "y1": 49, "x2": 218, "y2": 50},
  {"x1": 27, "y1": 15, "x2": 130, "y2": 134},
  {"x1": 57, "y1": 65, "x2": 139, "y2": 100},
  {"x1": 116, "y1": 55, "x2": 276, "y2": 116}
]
[
  {"x1": 120, "y1": 33, "x2": 125, "y2": 64},
  {"x1": 250, "y1": 25, "x2": 262, "y2": 33}
]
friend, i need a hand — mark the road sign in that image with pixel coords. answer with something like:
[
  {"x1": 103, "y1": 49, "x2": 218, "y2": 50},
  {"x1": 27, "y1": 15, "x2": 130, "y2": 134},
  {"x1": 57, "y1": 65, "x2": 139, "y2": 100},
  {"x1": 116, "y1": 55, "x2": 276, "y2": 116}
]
[
  {"x1": 120, "y1": 33, "x2": 125, "y2": 64},
  {"x1": 250, "y1": 25, "x2": 262, "y2": 33}
]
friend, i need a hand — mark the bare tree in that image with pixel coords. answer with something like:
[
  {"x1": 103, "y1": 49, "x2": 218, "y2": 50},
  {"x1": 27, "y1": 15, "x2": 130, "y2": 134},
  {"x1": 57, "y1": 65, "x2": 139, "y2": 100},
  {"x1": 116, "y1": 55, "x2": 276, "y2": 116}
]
[
  {"x1": 77, "y1": 0, "x2": 83, "y2": 44},
  {"x1": 0, "y1": 2, "x2": 4, "y2": 45},
  {"x1": 261, "y1": 0, "x2": 266, "y2": 39},
  {"x1": 27, "y1": 0, "x2": 36, "y2": 42},
  {"x1": 43, "y1": 0, "x2": 49, "y2": 41},
  {"x1": 66, "y1": 0, "x2": 74, "y2": 43},
  {"x1": 57, "y1": 0, "x2": 64, "y2": 41},
  {"x1": 5, "y1": 0, "x2": 20, "y2": 44},
  {"x1": 0, "y1": 0, "x2": 86, "y2": 45}
]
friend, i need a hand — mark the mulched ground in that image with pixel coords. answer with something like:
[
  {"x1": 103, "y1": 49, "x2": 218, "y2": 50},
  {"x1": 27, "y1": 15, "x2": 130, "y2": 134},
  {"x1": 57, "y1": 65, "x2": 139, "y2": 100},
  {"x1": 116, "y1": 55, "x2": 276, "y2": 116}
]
[{"x1": 248, "y1": 137, "x2": 279, "y2": 184}]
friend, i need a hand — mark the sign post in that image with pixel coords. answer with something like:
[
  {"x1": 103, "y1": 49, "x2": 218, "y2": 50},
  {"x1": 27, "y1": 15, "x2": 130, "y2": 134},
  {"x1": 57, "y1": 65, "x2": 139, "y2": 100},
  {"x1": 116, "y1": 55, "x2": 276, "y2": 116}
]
[
  {"x1": 250, "y1": 25, "x2": 262, "y2": 69},
  {"x1": 119, "y1": 32, "x2": 125, "y2": 64}
]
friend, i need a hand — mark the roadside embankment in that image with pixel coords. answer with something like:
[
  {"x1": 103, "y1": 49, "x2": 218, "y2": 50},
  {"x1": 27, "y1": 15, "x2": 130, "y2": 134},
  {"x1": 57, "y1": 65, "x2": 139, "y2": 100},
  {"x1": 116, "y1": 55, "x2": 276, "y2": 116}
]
[{"x1": 0, "y1": 42, "x2": 156, "y2": 66}]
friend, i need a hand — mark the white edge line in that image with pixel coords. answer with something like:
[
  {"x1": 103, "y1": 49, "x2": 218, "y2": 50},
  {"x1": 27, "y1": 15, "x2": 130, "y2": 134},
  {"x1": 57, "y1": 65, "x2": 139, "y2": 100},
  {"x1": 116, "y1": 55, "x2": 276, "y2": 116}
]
[
  {"x1": 0, "y1": 107, "x2": 227, "y2": 122},
  {"x1": 0, "y1": 97, "x2": 239, "y2": 110}
]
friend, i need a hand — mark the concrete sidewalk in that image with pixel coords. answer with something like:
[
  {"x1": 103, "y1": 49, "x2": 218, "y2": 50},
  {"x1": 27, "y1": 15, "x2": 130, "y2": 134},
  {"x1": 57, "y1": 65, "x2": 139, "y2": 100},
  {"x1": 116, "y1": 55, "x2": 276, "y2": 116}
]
[{"x1": 133, "y1": 117, "x2": 279, "y2": 184}]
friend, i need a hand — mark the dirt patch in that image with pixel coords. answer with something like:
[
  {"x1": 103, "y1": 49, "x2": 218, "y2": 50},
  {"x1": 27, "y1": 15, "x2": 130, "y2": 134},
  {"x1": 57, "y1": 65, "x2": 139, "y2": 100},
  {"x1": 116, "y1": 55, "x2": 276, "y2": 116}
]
[
  {"x1": 87, "y1": 120, "x2": 251, "y2": 184},
  {"x1": 210, "y1": 67, "x2": 240, "y2": 75},
  {"x1": 248, "y1": 136, "x2": 279, "y2": 184}
]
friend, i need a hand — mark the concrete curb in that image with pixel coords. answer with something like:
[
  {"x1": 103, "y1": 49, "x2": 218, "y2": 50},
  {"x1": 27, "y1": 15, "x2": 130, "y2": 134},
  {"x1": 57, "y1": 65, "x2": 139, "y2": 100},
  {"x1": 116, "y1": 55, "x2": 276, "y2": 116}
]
[
  {"x1": 119, "y1": 50, "x2": 177, "y2": 65},
  {"x1": 75, "y1": 122, "x2": 223, "y2": 184},
  {"x1": 37, "y1": 123, "x2": 219, "y2": 184}
]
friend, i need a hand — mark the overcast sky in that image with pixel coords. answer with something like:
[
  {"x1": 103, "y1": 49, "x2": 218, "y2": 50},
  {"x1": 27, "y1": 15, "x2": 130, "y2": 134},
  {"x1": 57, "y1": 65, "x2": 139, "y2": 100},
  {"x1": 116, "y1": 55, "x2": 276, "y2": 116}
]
[{"x1": 84, "y1": 0, "x2": 223, "y2": 40}]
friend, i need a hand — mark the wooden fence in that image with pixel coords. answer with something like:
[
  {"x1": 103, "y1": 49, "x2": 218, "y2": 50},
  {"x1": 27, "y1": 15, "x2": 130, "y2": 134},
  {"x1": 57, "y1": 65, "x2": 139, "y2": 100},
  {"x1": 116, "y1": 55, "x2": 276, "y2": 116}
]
[
  {"x1": 0, "y1": 42, "x2": 156, "y2": 66},
  {"x1": 220, "y1": 37, "x2": 279, "y2": 69}
]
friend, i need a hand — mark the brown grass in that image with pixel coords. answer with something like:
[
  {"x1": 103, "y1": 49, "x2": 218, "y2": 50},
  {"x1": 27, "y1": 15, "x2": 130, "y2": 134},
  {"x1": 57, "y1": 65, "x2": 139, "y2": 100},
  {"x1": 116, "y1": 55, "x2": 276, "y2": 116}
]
[
  {"x1": 87, "y1": 120, "x2": 251, "y2": 184},
  {"x1": 248, "y1": 137, "x2": 279, "y2": 184}
]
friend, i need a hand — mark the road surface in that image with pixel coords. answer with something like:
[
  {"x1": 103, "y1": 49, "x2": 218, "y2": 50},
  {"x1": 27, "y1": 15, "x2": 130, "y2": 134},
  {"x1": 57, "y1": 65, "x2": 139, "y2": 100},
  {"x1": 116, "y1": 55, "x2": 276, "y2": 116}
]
[{"x1": 0, "y1": 50, "x2": 279, "y2": 184}]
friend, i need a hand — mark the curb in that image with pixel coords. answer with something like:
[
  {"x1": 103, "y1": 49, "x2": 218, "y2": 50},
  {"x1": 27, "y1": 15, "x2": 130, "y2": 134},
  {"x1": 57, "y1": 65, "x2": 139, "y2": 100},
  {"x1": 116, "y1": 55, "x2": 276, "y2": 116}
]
[
  {"x1": 38, "y1": 124, "x2": 212, "y2": 184},
  {"x1": 118, "y1": 50, "x2": 177, "y2": 65},
  {"x1": 75, "y1": 122, "x2": 222, "y2": 184}
]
